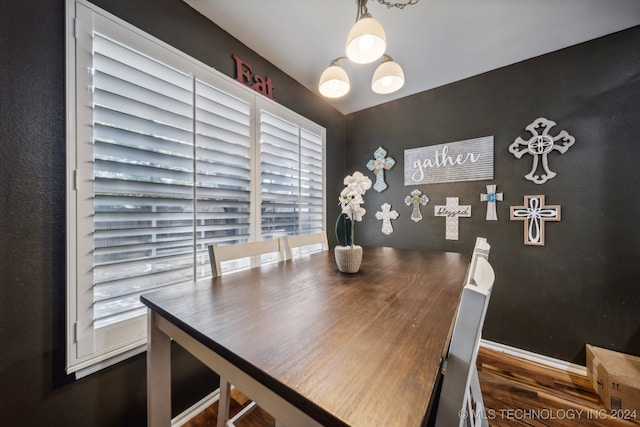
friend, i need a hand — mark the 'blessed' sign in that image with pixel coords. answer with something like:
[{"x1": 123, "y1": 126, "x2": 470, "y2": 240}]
[{"x1": 404, "y1": 136, "x2": 494, "y2": 185}]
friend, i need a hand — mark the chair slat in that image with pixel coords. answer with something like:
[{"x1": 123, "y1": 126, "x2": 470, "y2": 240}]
[
  {"x1": 208, "y1": 238, "x2": 286, "y2": 278},
  {"x1": 283, "y1": 232, "x2": 328, "y2": 260},
  {"x1": 464, "y1": 237, "x2": 491, "y2": 286}
]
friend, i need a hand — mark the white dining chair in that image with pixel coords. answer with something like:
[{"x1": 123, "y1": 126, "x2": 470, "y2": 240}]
[
  {"x1": 463, "y1": 237, "x2": 491, "y2": 286},
  {"x1": 435, "y1": 256, "x2": 495, "y2": 427},
  {"x1": 207, "y1": 238, "x2": 287, "y2": 427},
  {"x1": 283, "y1": 231, "x2": 328, "y2": 260},
  {"x1": 446, "y1": 237, "x2": 490, "y2": 360},
  {"x1": 208, "y1": 237, "x2": 287, "y2": 278}
]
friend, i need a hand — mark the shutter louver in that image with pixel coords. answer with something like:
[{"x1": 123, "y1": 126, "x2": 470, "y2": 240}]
[{"x1": 91, "y1": 33, "x2": 194, "y2": 328}]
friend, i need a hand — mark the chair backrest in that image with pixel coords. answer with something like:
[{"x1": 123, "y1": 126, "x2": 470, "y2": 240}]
[
  {"x1": 283, "y1": 232, "x2": 328, "y2": 260},
  {"x1": 208, "y1": 238, "x2": 287, "y2": 278},
  {"x1": 464, "y1": 237, "x2": 491, "y2": 286},
  {"x1": 435, "y1": 256, "x2": 495, "y2": 427}
]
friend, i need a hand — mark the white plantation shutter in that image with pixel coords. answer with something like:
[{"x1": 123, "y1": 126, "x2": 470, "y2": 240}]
[
  {"x1": 258, "y1": 102, "x2": 325, "y2": 242},
  {"x1": 194, "y1": 78, "x2": 252, "y2": 277},
  {"x1": 71, "y1": 4, "x2": 204, "y2": 371},
  {"x1": 68, "y1": 1, "x2": 324, "y2": 374},
  {"x1": 259, "y1": 109, "x2": 300, "y2": 239},
  {"x1": 91, "y1": 33, "x2": 195, "y2": 329},
  {"x1": 299, "y1": 128, "x2": 325, "y2": 234}
]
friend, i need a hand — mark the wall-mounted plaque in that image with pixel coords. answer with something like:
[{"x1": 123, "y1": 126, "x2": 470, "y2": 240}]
[
  {"x1": 510, "y1": 195, "x2": 561, "y2": 246},
  {"x1": 434, "y1": 197, "x2": 471, "y2": 240},
  {"x1": 404, "y1": 136, "x2": 494, "y2": 185},
  {"x1": 508, "y1": 117, "x2": 575, "y2": 185},
  {"x1": 375, "y1": 203, "x2": 399, "y2": 235}
]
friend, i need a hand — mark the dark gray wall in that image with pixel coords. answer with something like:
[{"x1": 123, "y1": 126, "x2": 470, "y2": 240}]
[
  {"x1": 0, "y1": 0, "x2": 344, "y2": 424},
  {"x1": 2, "y1": 0, "x2": 638, "y2": 423},
  {"x1": 346, "y1": 26, "x2": 640, "y2": 364}
]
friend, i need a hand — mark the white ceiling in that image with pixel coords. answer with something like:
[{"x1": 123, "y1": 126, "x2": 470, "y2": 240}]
[{"x1": 184, "y1": 0, "x2": 640, "y2": 115}]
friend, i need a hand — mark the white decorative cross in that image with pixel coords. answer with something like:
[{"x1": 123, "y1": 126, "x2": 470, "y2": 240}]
[
  {"x1": 375, "y1": 203, "x2": 399, "y2": 235},
  {"x1": 434, "y1": 197, "x2": 471, "y2": 240},
  {"x1": 480, "y1": 184, "x2": 503, "y2": 221},
  {"x1": 366, "y1": 146, "x2": 395, "y2": 192},
  {"x1": 404, "y1": 189, "x2": 429, "y2": 222},
  {"x1": 510, "y1": 195, "x2": 561, "y2": 246},
  {"x1": 509, "y1": 117, "x2": 575, "y2": 184}
]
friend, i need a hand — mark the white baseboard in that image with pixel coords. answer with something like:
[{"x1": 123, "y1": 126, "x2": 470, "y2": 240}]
[
  {"x1": 480, "y1": 339, "x2": 587, "y2": 376},
  {"x1": 172, "y1": 388, "x2": 221, "y2": 427}
]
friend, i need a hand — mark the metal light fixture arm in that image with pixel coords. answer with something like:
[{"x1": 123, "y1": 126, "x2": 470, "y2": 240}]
[
  {"x1": 355, "y1": 0, "x2": 370, "y2": 21},
  {"x1": 329, "y1": 56, "x2": 349, "y2": 66}
]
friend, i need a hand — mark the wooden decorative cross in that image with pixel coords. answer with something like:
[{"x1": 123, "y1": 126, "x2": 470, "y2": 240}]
[
  {"x1": 509, "y1": 117, "x2": 575, "y2": 184},
  {"x1": 510, "y1": 195, "x2": 561, "y2": 246},
  {"x1": 367, "y1": 146, "x2": 395, "y2": 192},
  {"x1": 481, "y1": 184, "x2": 503, "y2": 221},
  {"x1": 404, "y1": 189, "x2": 429, "y2": 222},
  {"x1": 434, "y1": 197, "x2": 471, "y2": 240},
  {"x1": 375, "y1": 203, "x2": 399, "y2": 235}
]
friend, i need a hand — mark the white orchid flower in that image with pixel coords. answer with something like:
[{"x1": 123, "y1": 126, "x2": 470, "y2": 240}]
[
  {"x1": 344, "y1": 171, "x2": 372, "y2": 194},
  {"x1": 351, "y1": 205, "x2": 366, "y2": 222},
  {"x1": 338, "y1": 170, "x2": 373, "y2": 246},
  {"x1": 341, "y1": 201, "x2": 365, "y2": 221}
]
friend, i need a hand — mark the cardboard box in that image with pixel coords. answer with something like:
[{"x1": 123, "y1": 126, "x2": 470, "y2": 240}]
[{"x1": 586, "y1": 344, "x2": 640, "y2": 413}]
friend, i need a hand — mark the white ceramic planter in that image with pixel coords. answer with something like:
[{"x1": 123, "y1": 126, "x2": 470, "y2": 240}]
[{"x1": 334, "y1": 245, "x2": 363, "y2": 273}]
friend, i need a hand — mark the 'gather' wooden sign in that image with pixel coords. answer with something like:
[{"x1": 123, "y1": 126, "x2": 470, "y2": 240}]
[{"x1": 404, "y1": 136, "x2": 494, "y2": 185}]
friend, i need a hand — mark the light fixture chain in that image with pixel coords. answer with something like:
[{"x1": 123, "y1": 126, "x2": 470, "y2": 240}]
[{"x1": 376, "y1": 0, "x2": 420, "y2": 9}]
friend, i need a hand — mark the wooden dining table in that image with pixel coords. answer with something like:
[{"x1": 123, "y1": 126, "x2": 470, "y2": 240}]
[{"x1": 141, "y1": 246, "x2": 470, "y2": 427}]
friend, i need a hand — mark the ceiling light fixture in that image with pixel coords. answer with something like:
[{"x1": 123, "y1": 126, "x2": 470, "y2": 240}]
[
  {"x1": 319, "y1": 0, "x2": 418, "y2": 99},
  {"x1": 345, "y1": 0, "x2": 386, "y2": 64},
  {"x1": 318, "y1": 58, "x2": 350, "y2": 98},
  {"x1": 372, "y1": 54, "x2": 405, "y2": 94}
]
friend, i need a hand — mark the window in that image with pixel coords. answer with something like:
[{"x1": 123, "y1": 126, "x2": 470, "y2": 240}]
[{"x1": 66, "y1": 0, "x2": 325, "y2": 375}]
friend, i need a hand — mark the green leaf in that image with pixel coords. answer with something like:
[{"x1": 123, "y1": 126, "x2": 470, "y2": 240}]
[{"x1": 335, "y1": 212, "x2": 352, "y2": 246}]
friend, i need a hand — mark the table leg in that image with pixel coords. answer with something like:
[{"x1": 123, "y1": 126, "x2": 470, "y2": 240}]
[
  {"x1": 217, "y1": 378, "x2": 231, "y2": 427},
  {"x1": 147, "y1": 309, "x2": 172, "y2": 427}
]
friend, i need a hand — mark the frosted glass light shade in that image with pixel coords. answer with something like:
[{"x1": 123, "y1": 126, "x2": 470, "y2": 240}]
[
  {"x1": 372, "y1": 59, "x2": 405, "y2": 94},
  {"x1": 345, "y1": 15, "x2": 386, "y2": 64},
  {"x1": 319, "y1": 64, "x2": 350, "y2": 98}
]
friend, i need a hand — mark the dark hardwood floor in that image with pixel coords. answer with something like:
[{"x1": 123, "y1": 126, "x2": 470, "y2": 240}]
[{"x1": 183, "y1": 346, "x2": 640, "y2": 427}]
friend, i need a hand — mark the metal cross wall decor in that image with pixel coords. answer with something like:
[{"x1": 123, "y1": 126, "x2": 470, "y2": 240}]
[
  {"x1": 367, "y1": 146, "x2": 395, "y2": 192},
  {"x1": 404, "y1": 189, "x2": 429, "y2": 222},
  {"x1": 434, "y1": 197, "x2": 471, "y2": 240},
  {"x1": 375, "y1": 203, "x2": 399, "y2": 235},
  {"x1": 481, "y1": 184, "x2": 503, "y2": 221},
  {"x1": 510, "y1": 195, "x2": 561, "y2": 246},
  {"x1": 509, "y1": 117, "x2": 575, "y2": 184}
]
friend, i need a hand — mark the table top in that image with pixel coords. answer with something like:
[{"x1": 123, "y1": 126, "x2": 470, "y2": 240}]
[{"x1": 141, "y1": 246, "x2": 469, "y2": 427}]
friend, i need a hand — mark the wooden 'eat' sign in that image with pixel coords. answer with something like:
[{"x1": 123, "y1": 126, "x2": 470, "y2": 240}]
[{"x1": 232, "y1": 54, "x2": 275, "y2": 100}]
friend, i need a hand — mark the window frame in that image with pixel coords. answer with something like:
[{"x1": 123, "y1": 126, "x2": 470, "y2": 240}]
[{"x1": 66, "y1": 0, "x2": 325, "y2": 376}]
